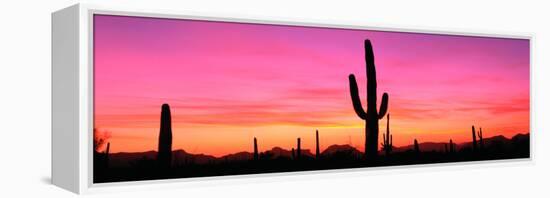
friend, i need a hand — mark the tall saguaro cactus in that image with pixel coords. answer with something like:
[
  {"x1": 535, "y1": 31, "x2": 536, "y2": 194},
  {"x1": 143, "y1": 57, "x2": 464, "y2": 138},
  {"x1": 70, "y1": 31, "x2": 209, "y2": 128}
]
[
  {"x1": 315, "y1": 130, "x2": 320, "y2": 159},
  {"x1": 381, "y1": 113, "x2": 392, "y2": 156},
  {"x1": 253, "y1": 137, "x2": 259, "y2": 161},
  {"x1": 471, "y1": 125, "x2": 478, "y2": 152},
  {"x1": 349, "y1": 39, "x2": 389, "y2": 160},
  {"x1": 157, "y1": 103, "x2": 173, "y2": 168}
]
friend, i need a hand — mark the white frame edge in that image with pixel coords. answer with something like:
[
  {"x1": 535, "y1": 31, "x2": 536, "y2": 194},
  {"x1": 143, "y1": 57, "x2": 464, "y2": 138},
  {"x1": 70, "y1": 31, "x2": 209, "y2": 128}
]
[
  {"x1": 52, "y1": 3, "x2": 91, "y2": 194},
  {"x1": 52, "y1": 4, "x2": 80, "y2": 194},
  {"x1": 52, "y1": 3, "x2": 534, "y2": 194}
]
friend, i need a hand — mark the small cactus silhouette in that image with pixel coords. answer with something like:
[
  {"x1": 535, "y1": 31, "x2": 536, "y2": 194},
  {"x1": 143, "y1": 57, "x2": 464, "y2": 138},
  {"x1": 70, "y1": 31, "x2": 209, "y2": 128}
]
[
  {"x1": 105, "y1": 142, "x2": 110, "y2": 168},
  {"x1": 291, "y1": 148, "x2": 296, "y2": 160},
  {"x1": 157, "y1": 104, "x2": 173, "y2": 168},
  {"x1": 381, "y1": 113, "x2": 392, "y2": 156},
  {"x1": 315, "y1": 130, "x2": 320, "y2": 159},
  {"x1": 449, "y1": 139, "x2": 455, "y2": 153},
  {"x1": 414, "y1": 139, "x2": 420, "y2": 155},
  {"x1": 349, "y1": 39, "x2": 389, "y2": 160},
  {"x1": 297, "y1": 138, "x2": 302, "y2": 160},
  {"x1": 471, "y1": 125, "x2": 477, "y2": 152},
  {"x1": 253, "y1": 137, "x2": 259, "y2": 161},
  {"x1": 478, "y1": 127, "x2": 484, "y2": 150}
]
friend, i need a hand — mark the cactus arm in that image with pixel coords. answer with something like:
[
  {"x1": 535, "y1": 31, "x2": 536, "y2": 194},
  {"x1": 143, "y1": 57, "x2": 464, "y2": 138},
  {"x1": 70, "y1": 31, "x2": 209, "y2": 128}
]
[
  {"x1": 348, "y1": 74, "x2": 367, "y2": 120},
  {"x1": 378, "y1": 93, "x2": 389, "y2": 119}
]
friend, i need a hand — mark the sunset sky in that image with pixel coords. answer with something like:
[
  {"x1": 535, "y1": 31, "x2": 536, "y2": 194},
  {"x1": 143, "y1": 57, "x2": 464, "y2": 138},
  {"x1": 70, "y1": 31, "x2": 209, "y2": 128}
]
[{"x1": 93, "y1": 14, "x2": 530, "y2": 157}]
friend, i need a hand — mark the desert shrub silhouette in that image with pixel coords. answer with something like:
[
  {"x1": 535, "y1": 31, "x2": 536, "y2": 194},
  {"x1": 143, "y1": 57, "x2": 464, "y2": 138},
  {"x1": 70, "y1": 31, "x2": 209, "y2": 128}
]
[{"x1": 348, "y1": 39, "x2": 389, "y2": 160}]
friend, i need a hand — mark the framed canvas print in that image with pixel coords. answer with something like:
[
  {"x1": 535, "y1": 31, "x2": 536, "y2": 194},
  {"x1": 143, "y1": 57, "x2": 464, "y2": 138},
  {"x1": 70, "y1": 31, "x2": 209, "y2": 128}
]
[{"x1": 52, "y1": 4, "x2": 532, "y2": 194}]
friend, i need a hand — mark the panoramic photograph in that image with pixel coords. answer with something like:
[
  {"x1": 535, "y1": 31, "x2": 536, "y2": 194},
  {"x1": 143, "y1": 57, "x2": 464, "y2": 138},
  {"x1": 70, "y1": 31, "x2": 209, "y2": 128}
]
[{"x1": 92, "y1": 14, "x2": 530, "y2": 183}]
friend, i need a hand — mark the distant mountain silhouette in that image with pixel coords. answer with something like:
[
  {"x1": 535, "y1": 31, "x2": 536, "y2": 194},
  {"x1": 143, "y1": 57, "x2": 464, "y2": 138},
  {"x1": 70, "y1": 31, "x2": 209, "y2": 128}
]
[
  {"x1": 270, "y1": 147, "x2": 292, "y2": 158},
  {"x1": 107, "y1": 150, "x2": 157, "y2": 168},
  {"x1": 393, "y1": 142, "x2": 447, "y2": 153},
  {"x1": 393, "y1": 133, "x2": 529, "y2": 153},
  {"x1": 322, "y1": 144, "x2": 362, "y2": 156},
  {"x1": 222, "y1": 151, "x2": 254, "y2": 161},
  {"x1": 172, "y1": 149, "x2": 217, "y2": 165},
  {"x1": 108, "y1": 147, "x2": 318, "y2": 168},
  {"x1": 103, "y1": 133, "x2": 529, "y2": 170},
  {"x1": 512, "y1": 133, "x2": 529, "y2": 142}
]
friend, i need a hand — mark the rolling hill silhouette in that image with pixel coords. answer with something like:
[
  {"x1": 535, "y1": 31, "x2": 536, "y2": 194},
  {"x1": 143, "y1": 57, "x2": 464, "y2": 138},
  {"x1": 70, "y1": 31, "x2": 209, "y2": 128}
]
[
  {"x1": 104, "y1": 133, "x2": 529, "y2": 169},
  {"x1": 390, "y1": 133, "x2": 528, "y2": 153}
]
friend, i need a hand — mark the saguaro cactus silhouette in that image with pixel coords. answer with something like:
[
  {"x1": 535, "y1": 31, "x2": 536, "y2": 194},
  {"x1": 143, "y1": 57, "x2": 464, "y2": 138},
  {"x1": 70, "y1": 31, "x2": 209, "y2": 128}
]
[
  {"x1": 297, "y1": 138, "x2": 302, "y2": 159},
  {"x1": 471, "y1": 125, "x2": 478, "y2": 152},
  {"x1": 291, "y1": 148, "x2": 296, "y2": 159},
  {"x1": 349, "y1": 39, "x2": 389, "y2": 160},
  {"x1": 253, "y1": 137, "x2": 259, "y2": 161},
  {"x1": 157, "y1": 103, "x2": 173, "y2": 168},
  {"x1": 105, "y1": 142, "x2": 110, "y2": 168},
  {"x1": 449, "y1": 139, "x2": 455, "y2": 153},
  {"x1": 105, "y1": 142, "x2": 110, "y2": 155},
  {"x1": 414, "y1": 139, "x2": 420, "y2": 155},
  {"x1": 381, "y1": 113, "x2": 392, "y2": 156},
  {"x1": 478, "y1": 127, "x2": 484, "y2": 150},
  {"x1": 315, "y1": 130, "x2": 320, "y2": 159}
]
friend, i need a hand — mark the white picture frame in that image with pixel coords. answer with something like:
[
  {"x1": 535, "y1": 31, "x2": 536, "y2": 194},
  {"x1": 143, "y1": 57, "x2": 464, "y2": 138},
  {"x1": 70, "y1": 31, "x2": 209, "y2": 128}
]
[{"x1": 52, "y1": 3, "x2": 533, "y2": 194}]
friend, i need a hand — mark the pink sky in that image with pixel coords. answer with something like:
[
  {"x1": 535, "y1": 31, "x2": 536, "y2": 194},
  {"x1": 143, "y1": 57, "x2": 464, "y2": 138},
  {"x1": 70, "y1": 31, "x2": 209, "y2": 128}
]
[{"x1": 93, "y1": 14, "x2": 530, "y2": 157}]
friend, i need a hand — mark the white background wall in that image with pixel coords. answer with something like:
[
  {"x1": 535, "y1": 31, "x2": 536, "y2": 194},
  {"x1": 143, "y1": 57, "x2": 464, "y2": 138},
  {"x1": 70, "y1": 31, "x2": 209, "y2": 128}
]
[{"x1": 0, "y1": 0, "x2": 548, "y2": 197}]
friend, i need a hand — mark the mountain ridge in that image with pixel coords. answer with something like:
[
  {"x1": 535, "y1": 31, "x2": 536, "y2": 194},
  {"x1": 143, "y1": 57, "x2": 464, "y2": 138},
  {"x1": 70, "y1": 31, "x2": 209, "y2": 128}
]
[{"x1": 106, "y1": 133, "x2": 529, "y2": 168}]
